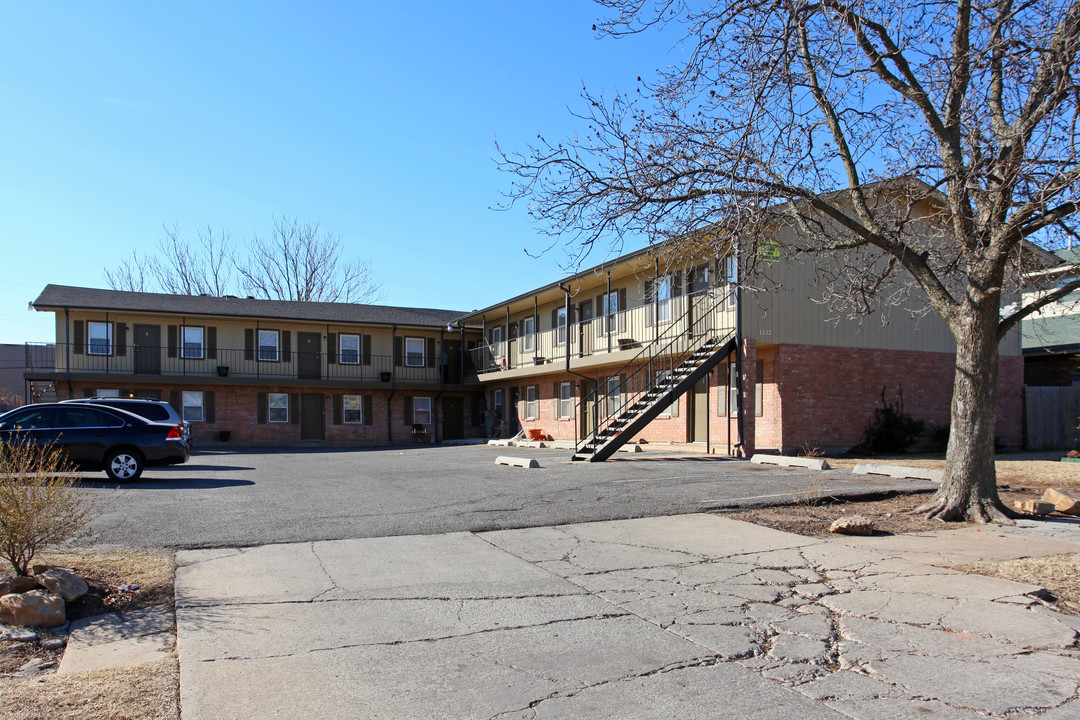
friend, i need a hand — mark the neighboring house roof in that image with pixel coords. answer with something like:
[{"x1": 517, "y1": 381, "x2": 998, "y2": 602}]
[
  {"x1": 32, "y1": 285, "x2": 465, "y2": 329},
  {"x1": 1023, "y1": 314, "x2": 1080, "y2": 353}
]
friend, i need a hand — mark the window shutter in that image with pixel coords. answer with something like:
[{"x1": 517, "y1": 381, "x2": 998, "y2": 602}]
[
  {"x1": 672, "y1": 273, "x2": 683, "y2": 297},
  {"x1": 169, "y1": 390, "x2": 181, "y2": 414},
  {"x1": 394, "y1": 336, "x2": 403, "y2": 366},
  {"x1": 327, "y1": 334, "x2": 337, "y2": 365},
  {"x1": 363, "y1": 395, "x2": 373, "y2": 425},
  {"x1": 115, "y1": 323, "x2": 127, "y2": 357},
  {"x1": 83, "y1": 388, "x2": 94, "y2": 398},
  {"x1": 552, "y1": 382, "x2": 558, "y2": 410},
  {"x1": 245, "y1": 329, "x2": 254, "y2": 361},
  {"x1": 362, "y1": 334, "x2": 372, "y2": 365},
  {"x1": 167, "y1": 325, "x2": 178, "y2": 358},
  {"x1": 551, "y1": 309, "x2": 558, "y2": 332},
  {"x1": 257, "y1": 392, "x2": 267, "y2": 424},
  {"x1": 207, "y1": 327, "x2": 217, "y2": 359},
  {"x1": 332, "y1": 394, "x2": 342, "y2": 425},
  {"x1": 618, "y1": 288, "x2": 627, "y2": 314},
  {"x1": 281, "y1": 331, "x2": 292, "y2": 361},
  {"x1": 205, "y1": 391, "x2": 215, "y2": 424},
  {"x1": 403, "y1": 395, "x2": 413, "y2": 425},
  {"x1": 289, "y1": 393, "x2": 300, "y2": 424},
  {"x1": 73, "y1": 320, "x2": 84, "y2": 355},
  {"x1": 426, "y1": 338, "x2": 436, "y2": 368}
]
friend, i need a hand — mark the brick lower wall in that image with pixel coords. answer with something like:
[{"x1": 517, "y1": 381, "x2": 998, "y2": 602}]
[{"x1": 62, "y1": 381, "x2": 484, "y2": 445}]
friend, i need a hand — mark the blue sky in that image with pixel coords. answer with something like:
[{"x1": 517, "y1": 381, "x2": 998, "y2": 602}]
[{"x1": 0, "y1": 1, "x2": 677, "y2": 343}]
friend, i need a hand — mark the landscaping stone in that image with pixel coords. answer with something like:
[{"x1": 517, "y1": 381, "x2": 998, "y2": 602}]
[
  {"x1": 828, "y1": 515, "x2": 874, "y2": 536},
  {"x1": 0, "y1": 589, "x2": 66, "y2": 627},
  {"x1": 41, "y1": 636, "x2": 67, "y2": 650},
  {"x1": 1013, "y1": 500, "x2": 1055, "y2": 515},
  {"x1": 1, "y1": 627, "x2": 39, "y2": 642},
  {"x1": 0, "y1": 575, "x2": 39, "y2": 596},
  {"x1": 1041, "y1": 488, "x2": 1080, "y2": 515},
  {"x1": 35, "y1": 567, "x2": 89, "y2": 602}
]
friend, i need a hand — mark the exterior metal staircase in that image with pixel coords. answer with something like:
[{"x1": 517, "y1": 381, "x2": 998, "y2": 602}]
[{"x1": 572, "y1": 291, "x2": 737, "y2": 462}]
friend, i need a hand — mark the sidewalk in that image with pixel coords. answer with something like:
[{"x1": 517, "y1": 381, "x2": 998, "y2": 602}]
[{"x1": 174, "y1": 515, "x2": 1080, "y2": 719}]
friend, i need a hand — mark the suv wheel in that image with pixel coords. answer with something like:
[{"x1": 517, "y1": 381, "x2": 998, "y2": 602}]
[{"x1": 104, "y1": 449, "x2": 144, "y2": 482}]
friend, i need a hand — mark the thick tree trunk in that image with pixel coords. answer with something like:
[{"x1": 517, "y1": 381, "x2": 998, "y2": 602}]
[{"x1": 915, "y1": 304, "x2": 1014, "y2": 523}]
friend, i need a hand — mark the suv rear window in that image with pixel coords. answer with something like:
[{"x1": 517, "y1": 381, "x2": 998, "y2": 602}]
[{"x1": 98, "y1": 401, "x2": 171, "y2": 422}]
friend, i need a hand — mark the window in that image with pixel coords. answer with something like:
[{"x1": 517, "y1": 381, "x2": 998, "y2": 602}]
[
  {"x1": 558, "y1": 381, "x2": 573, "y2": 419},
  {"x1": 96, "y1": 388, "x2": 120, "y2": 398},
  {"x1": 2, "y1": 407, "x2": 56, "y2": 430},
  {"x1": 720, "y1": 360, "x2": 763, "y2": 416},
  {"x1": 343, "y1": 395, "x2": 363, "y2": 423},
  {"x1": 181, "y1": 326, "x2": 204, "y2": 359},
  {"x1": 523, "y1": 385, "x2": 538, "y2": 420},
  {"x1": 268, "y1": 392, "x2": 288, "y2": 422},
  {"x1": 88, "y1": 321, "x2": 112, "y2": 355},
  {"x1": 688, "y1": 265, "x2": 710, "y2": 295},
  {"x1": 405, "y1": 337, "x2": 425, "y2": 367},
  {"x1": 493, "y1": 388, "x2": 504, "y2": 420},
  {"x1": 522, "y1": 316, "x2": 535, "y2": 352},
  {"x1": 656, "y1": 276, "x2": 673, "y2": 323},
  {"x1": 556, "y1": 308, "x2": 567, "y2": 346},
  {"x1": 725, "y1": 256, "x2": 738, "y2": 308},
  {"x1": 59, "y1": 407, "x2": 122, "y2": 428},
  {"x1": 490, "y1": 326, "x2": 505, "y2": 365},
  {"x1": 340, "y1": 334, "x2": 360, "y2": 364},
  {"x1": 600, "y1": 292, "x2": 621, "y2": 334},
  {"x1": 182, "y1": 391, "x2": 205, "y2": 422},
  {"x1": 605, "y1": 377, "x2": 621, "y2": 416},
  {"x1": 656, "y1": 371, "x2": 676, "y2": 416},
  {"x1": 413, "y1": 396, "x2": 432, "y2": 425},
  {"x1": 258, "y1": 330, "x2": 280, "y2": 361}
]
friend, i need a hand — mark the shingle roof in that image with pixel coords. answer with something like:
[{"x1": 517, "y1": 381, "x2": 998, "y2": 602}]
[
  {"x1": 1022, "y1": 313, "x2": 1080, "y2": 352},
  {"x1": 33, "y1": 285, "x2": 465, "y2": 329}
]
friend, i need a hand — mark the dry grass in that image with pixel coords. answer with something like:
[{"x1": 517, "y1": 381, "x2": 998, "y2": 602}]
[
  {"x1": 958, "y1": 554, "x2": 1080, "y2": 609},
  {"x1": 0, "y1": 658, "x2": 178, "y2": 720},
  {"x1": 1, "y1": 548, "x2": 178, "y2": 720},
  {"x1": 826, "y1": 451, "x2": 1080, "y2": 492}
]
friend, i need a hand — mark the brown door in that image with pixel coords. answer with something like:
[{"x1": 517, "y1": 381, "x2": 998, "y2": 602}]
[
  {"x1": 442, "y1": 396, "x2": 464, "y2": 440},
  {"x1": 690, "y1": 376, "x2": 709, "y2": 442},
  {"x1": 300, "y1": 393, "x2": 325, "y2": 440},
  {"x1": 298, "y1": 332, "x2": 321, "y2": 379},
  {"x1": 578, "y1": 301, "x2": 594, "y2": 356},
  {"x1": 443, "y1": 340, "x2": 462, "y2": 384},
  {"x1": 134, "y1": 324, "x2": 161, "y2": 375},
  {"x1": 580, "y1": 379, "x2": 597, "y2": 439}
]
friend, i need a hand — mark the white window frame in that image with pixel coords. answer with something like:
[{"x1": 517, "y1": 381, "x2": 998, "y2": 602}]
[
  {"x1": 343, "y1": 395, "x2": 363, "y2": 424},
  {"x1": 88, "y1": 321, "x2": 113, "y2": 356},
  {"x1": 656, "y1": 276, "x2": 673, "y2": 323},
  {"x1": 656, "y1": 371, "x2": 675, "y2": 416},
  {"x1": 340, "y1": 334, "x2": 360, "y2": 364},
  {"x1": 413, "y1": 396, "x2": 432, "y2": 425},
  {"x1": 522, "y1": 316, "x2": 535, "y2": 352},
  {"x1": 404, "y1": 337, "x2": 425, "y2": 367},
  {"x1": 725, "y1": 256, "x2": 738, "y2": 308},
  {"x1": 268, "y1": 392, "x2": 289, "y2": 422},
  {"x1": 258, "y1": 330, "x2": 280, "y2": 362},
  {"x1": 600, "y1": 292, "x2": 621, "y2": 335},
  {"x1": 182, "y1": 390, "x2": 205, "y2": 422},
  {"x1": 605, "y1": 377, "x2": 621, "y2": 416},
  {"x1": 556, "y1": 308, "x2": 567, "y2": 346},
  {"x1": 558, "y1": 381, "x2": 573, "y2": 419},
  {"x1": 525, "y1": 385, "x2": 538, "y2": 420},
  {"x1": 181, "y1": 326, "x2": 205, "y2": 359},
  {"x1": 493, "y1": 388, "x2": 504, "y2": 418}
]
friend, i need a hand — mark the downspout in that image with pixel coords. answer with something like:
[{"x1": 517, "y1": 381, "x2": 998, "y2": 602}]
[
  {"x1": 387, "y1": 324, "x2": 397, "y2": 443},
  {"x1": 64, "y1": 307, "x2": 73, "y2": 398},
  {"x1": 559, "y1": 283, "x2": 593, "y2": 448},
  {"x1": 605, "y1": 271, "x2": 612, "y2": 354},
  {"x1": 733, "y1": 249, "x2": 744, "y2": 457},
  {"x1": 435, "y1": 329, "x2": 445, "y2": 443}
]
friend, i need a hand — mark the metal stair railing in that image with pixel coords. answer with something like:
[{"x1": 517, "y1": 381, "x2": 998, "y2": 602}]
[{"x1": 573, "y1": 288, "x2": 736, "y2": 459}]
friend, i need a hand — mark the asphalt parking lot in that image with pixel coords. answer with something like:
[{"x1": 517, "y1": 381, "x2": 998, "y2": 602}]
[{"x1": 80, "y1": 443, "x2": 932, "y2": 549}]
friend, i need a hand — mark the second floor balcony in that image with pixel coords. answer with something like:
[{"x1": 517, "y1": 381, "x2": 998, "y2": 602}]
[{"x1": 25, "y1": 342, "x2": 469, "y2": 386}]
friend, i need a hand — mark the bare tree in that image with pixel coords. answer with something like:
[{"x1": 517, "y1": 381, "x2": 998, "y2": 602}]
[
  {"x1": 104, "y1": 218, "x2": 384, "y2": 304},
  {"x1": 237, "y1": 216, "x2": 385, "y2": 303},
  {"x1": 500, "y1": 0, "x2": 1080, "y2": 523}
]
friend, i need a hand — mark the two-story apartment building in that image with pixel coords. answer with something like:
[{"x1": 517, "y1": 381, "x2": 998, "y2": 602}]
[{"x1": 26, "y1": 285, "x2": 484, "y2": 444}]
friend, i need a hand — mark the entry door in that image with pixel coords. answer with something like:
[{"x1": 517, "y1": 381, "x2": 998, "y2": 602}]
[
  {"x1": 578, "y1": 301, "x2": 594, "y2": 356},
  {"x1": 509, "y1": 387, "x2": 521, "y2": 436},
  {"x1": 690, "y1": 376, "x2": 709, "y2": 442},
  {"x1": 442, "y1": 396, "x2": 464, "y2": 440},
  {"x1": 443, "y1": 340, "x2": 462, "y2": 384},
  {"x1": 300, "y1": 393, "x2": 325, "y2": 440},
  {"x1": 580, "y1": 379, "x2": 597, "y2": 439},
  {"x1": 298, "y1": 332, "x2": 321, "y2": 379},
  {"x1": 133, "y1": 324, "x2": 161, "y2": 375}
]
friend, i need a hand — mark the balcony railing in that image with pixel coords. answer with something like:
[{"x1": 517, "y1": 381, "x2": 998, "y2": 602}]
[
  {"x1": 24, "y1": 343, "x2": 462, "y2": 385},
  {"x1": 469, "y1": 291, "x2": 735, "y2": 374}
]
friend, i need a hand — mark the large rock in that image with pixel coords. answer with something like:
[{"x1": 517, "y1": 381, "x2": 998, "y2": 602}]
[
  {"x1": 35, "y1": 567, "x2": 88, "y2": 602},
  {"x1": 1041, "y1": 488, "x2": 1080, "y2": 516},
  {"x1": 0, "y1": 575, "x2": 39, "y2": 596},
  {"x1": 829, "y1": 515, "x2": 874, "y2": 536},
  {"x1": 1013, "y1": 500, "x2": 1054, "y2": 515},
  {"x1": 0, "y1": 590, "x2": 66, "y2": 627}
]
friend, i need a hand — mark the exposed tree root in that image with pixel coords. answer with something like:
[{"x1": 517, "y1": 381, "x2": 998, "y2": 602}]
[{"x1": 912, "y1": 493, "x2": 1016, "y2": 525}]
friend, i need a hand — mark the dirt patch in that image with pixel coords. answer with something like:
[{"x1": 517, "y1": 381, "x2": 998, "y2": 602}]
[{"x1": 1, "y1": 549, "x2": 177, "y2": 720}]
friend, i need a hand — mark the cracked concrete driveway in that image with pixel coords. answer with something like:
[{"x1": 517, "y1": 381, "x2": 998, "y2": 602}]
[
  {"x1": 88, "y1": 444, "x2": 932, "y2": 548},
  {"x1": 175, "y1": 514, "x2": 1080, "y2": 720}
]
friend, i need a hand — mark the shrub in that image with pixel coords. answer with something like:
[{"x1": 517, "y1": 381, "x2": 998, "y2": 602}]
[
  {"x1": 862, "y1": 387, "x2": 925, "y2": 454},
  {"x1": 0, "y1": 440, "x2": 99, "y2": 576}
]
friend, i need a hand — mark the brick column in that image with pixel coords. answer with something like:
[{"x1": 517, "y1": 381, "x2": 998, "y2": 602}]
[{"x1": 738, "y1": 338, "x2": 756, "y2": 457}]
